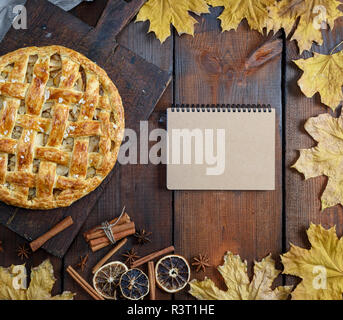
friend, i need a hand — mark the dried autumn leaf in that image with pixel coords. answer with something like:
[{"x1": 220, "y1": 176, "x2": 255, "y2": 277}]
[
  {"x1": 136, "y1": 0, "x2": 210, "y2": 43},
  {"x1": 189, "y1": 251, "x2": 292, "y2": 300},
  {"x1": 0, "y1": 260, "x2": 74, "y2": 300},
  {"x1": 294, "y1": 51, "x2": 343, "y2": 111},
  {"x1": 282, "y1": 224, "x2": 343, "y2": 300},
  {"x1": 207, "y1": 0, "x2": 275, "y2": 33},
  {"x1": 292, "y1": 113, "x2": 343, "y2": 210},
  {"x1": 267, "y1": 0, "x2": 342, "y2": 53}
]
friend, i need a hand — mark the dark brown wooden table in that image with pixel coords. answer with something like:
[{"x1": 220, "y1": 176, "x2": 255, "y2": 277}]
[{"x1": 1, "y1": 1, "x2": 343, "y2": 300}]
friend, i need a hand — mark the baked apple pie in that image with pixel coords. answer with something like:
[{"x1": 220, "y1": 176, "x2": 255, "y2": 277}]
[{"x1": 0, "y1": 46, "x2": 124, "y2": 209}]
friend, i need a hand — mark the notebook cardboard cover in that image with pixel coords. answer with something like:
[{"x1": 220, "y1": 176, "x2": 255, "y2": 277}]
[{"x1": 167, "y1": 107, "x2": 275, "y2": 190}]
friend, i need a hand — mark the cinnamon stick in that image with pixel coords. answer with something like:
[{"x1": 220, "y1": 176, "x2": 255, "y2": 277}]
[
  {"x1": 92, "y1": 238, "x2": 128, "y2": 274},
  {"x1": 90, "y1": 226, "x2": 135, "y2": 252},
  {"x1": 84, "y1": 212, "x2": 131, "y2": 241},
  {"x1": 131, "y1": 246, "x2": 175, "y2": 268},
  {"x1": 30, "y1": 216, "x2": 73, "y2": 252},
  {"x1": 148, "y1": 261, "x2": 156, "y2": 300},
  {"x1": 89, "y1": 222, "x2": 135, "y2": 247},
  {"x1": 66, "y1": 266, "x2": 104, "y2": 300}
]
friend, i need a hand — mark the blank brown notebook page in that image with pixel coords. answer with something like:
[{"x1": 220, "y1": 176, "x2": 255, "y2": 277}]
[{"x1": 167, "y1": 107, "x2": 275, "y2": 190}]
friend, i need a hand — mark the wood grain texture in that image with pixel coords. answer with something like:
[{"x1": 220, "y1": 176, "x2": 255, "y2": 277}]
[
  {"x1": 79, "y1": 0, "x2": 146, "y2": 62},
  {"x1": 70, "y1": 0, "x2": 108, "y2": 27},
  {"x1": 174, "y1": 8, "x2": 283, "y2": 298},
  {"x1": 63, "y1": 14, "x2": 174, "y2": 300},
  {"x1": 285, "y1": 17, "x2": 343, "y2": 284},
  {"x1": 0, "y1": 0, "x2": 171, "y2": 257},
  {"x1": 5, "y1": 0, "x2": 343, "y2": 301}
]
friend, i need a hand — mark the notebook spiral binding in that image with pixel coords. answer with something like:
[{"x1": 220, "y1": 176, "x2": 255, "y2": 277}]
[{"x1": 171, "y1": 104, "x2": 272, "y2": 113}]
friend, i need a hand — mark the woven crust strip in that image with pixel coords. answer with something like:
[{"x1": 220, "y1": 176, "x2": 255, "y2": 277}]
[{"x1": 0, "y1": 46, "x2": 124, "y2": 209}]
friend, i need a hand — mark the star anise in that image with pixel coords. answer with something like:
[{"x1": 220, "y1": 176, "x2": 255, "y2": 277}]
[
  {"x1": 192, "y1": 254, "x2": 211, "y2": 273},
  {"x1": 0, "y1": 240, "x2": 3, "y2": 253},
  {"x1": 134, "y1": 229, "x2": 152, "y2": 245},
  {"x1": 17, "y1": 244, "x2": 30, "y2": 260},
  {"x1": 122, "y1": 248, "x2": 140, "y2": 266},
  {"x1": 76, "y1": 254, "x2": 89, "y2": 272}
]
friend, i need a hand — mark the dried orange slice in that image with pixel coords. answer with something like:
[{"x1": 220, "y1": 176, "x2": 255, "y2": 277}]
[
  {"x1": 155, "y1": 254, "x2": 190, "y2": 293},
  {"x1": 93, "y1": 261, "x2": 128, "y2": 299},
  {"x1": 119, "y1": 268, "x2": 149, "y2": 300}
]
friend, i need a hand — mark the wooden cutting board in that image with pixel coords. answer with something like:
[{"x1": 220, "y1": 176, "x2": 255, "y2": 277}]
[{"x1": 0, "y1": 0, "x2": 171, "y2": 257}]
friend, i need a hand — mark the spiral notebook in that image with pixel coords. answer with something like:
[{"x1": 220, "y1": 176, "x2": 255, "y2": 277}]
[{"x1": 167, "y1": 104, "x2": 275, "y2": 190}]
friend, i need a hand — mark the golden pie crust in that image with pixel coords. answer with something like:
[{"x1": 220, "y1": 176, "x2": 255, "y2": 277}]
[{"x1": 0, "y1": 46, "x2": 124, "y2": 209}]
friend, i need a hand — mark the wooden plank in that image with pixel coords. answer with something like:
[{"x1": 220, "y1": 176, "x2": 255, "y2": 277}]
[
  {"x1": 0, "y1": 0, "x2": 94, "y2": 258},
  {"x1": 174, "y1": 8, "x2": 283, "y2": 298},
  {"x1": 0, "y1": 225, "x2": 62, "y2": 297},
  {"x1": 79, "y1": 0, "x2": 146, "y2": 62},
  {"x1": 0, "y1": 1, "x2": 99, "y2": 301},
  {"x1": 0, "y1": 0, "x2": 171, "y2": 257},
  {"x1": 70, "y1": 0, "x2": 109, "y2": 26},
  {"x1": 63, "y1": 18, "x2": 174, "y2": 299},
  {"x1": 285, "y1": 18, "x2": 343, "y2": 284}
]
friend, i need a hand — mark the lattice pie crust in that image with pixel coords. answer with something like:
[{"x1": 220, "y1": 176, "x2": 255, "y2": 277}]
[{"x1": 0, "y1": 46, "x2": 124, "y2": 209}]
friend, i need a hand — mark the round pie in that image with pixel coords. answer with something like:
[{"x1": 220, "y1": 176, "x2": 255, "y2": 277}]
[{"x1": 0, "y1": 46, "x2": 124, "y2": 209}]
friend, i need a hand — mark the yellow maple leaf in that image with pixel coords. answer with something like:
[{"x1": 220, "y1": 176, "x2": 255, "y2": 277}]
[
  {"x1": 207, "y1": 0, "x2": 275, "y2": 33},
  {"x1": 267, "y1": 0, "x2": 342, "y2": 53},
  {"x1": 294, "y1": 51, "x2": 343, "y2": 111},
  {"x1": 136, "y1": 0, "x2": 210, "y2": 43},
  {"x1": 189, "y1": 251, "x2": 292, "y2": 300},
  {"x1": 0, "y1": 260, "x2": 74, "y2": 300},
  {"x1": 292, "y1": 113, "x2": 343, "y2": 210},
  {"x1": 282, "y1": 224, "x2": 343, "y2": 300}
]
